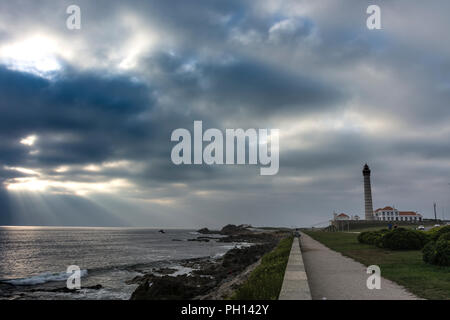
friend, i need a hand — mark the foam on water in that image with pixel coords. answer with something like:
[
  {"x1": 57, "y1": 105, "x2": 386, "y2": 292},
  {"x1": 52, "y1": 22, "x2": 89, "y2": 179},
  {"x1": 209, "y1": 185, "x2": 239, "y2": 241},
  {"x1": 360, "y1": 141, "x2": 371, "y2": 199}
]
[{"x1": 3, "y1": 269, "x2": 88, "y2": 286}]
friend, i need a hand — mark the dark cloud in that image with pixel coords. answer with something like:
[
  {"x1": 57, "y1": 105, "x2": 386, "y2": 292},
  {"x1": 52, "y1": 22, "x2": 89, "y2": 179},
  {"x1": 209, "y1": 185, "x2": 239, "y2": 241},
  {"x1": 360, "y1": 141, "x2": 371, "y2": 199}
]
[
  {"x1": 0, "y1": 0, "x2": 450, "y2": 227},
  {"x1": 142, "y1": 51, "x2": 346, "y2": 118},
  {"x1": 0, "y1": 66, "x2": 155, "y2": 167}
]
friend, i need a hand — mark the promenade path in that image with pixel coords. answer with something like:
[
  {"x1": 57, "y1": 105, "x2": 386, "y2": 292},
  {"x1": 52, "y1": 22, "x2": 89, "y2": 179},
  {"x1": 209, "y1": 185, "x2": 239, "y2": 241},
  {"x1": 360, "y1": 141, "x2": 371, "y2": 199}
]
[{"x1": 300, "y1": 232, "x2": 420, "y2": 300}]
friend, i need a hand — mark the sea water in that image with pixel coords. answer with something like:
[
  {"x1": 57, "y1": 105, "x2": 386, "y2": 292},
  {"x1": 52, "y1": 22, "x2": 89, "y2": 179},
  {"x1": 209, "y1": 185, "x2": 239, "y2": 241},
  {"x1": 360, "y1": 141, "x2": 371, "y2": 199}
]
[{"x1": 0, "y1": 226, "x2": 232, "y2": 299}]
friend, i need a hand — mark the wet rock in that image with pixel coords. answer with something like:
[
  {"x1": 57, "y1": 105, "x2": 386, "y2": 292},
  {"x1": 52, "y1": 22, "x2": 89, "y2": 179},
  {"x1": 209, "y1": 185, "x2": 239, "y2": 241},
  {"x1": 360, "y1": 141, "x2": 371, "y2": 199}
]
[
  {"x1": 153, "y1": 267, "x2": 177, "y2": 275},
  {"x1": 129, "y1": 226, "x2": 285, "y2": 300},
  {"x1": 188, "y1": 238, "x2": 210, "y2": 242},
  {"x1": 218, "y1": 232, "x2": 276, "y2": 243},
  {"x1": 130, "y1": 243, "x2": 276, "y2": 300},
  {"x1": 131, "y1": 275, "x2": 217, "y2": 300},
  {"x1": 29, "y1": 284, "x2": 103, "y2": 293},
  {"x1": 196, "y1": 227, "x2": 221, "y2": 234}
]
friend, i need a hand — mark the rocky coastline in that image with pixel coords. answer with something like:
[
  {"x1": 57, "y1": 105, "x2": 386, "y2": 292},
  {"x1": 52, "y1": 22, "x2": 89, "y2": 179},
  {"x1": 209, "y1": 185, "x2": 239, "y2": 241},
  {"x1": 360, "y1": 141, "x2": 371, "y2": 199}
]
[
  {"x1": 0, "y1": 225, "x2": 289, "y2": 300},
  {"x1": 130, "y1": 225, "x2": 287, "y2": 300}
]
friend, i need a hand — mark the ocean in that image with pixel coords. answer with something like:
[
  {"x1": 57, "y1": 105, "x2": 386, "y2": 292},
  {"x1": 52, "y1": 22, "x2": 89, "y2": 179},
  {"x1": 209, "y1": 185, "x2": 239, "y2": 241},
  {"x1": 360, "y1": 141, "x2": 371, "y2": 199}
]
[{"x1": 0, "y1": 226, "x2": 237, "y2": 300}]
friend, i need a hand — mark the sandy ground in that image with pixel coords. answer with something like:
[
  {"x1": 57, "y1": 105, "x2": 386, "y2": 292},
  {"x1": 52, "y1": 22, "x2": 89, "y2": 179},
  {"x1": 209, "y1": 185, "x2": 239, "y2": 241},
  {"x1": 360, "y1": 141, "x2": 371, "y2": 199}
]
[{"x1": 300, "y1": 232, "x2": 420, "y2": 300}]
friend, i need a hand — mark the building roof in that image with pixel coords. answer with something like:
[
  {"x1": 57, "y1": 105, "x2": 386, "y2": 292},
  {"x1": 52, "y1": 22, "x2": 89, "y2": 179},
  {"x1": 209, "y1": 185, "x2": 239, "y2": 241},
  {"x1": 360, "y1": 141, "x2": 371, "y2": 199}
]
[
  {"x1": 375, "y1": 206, "x2": 395, "y2": 212},
  {"x1": 399, "y1": 211, "x2": 421, "y2": 216},
  {"x1": 337, "y1": 213, "x2": 349, "y2": 217}
]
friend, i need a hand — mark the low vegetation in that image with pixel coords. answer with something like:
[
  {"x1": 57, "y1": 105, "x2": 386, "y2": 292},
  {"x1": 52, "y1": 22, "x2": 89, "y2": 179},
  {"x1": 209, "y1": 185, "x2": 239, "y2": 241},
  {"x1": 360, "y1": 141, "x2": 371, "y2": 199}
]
[
  {"x1": 230, "y1": 236, "x2": 293, "y2": 300},
  {"x1": 357, "y1": 225, "x2": 450, "y2": 266},
  {"x1": 358, "y1": 228, "x2": 428, "y2": 250},
  {"x1": 423, "y1": 226, "x2": 450, "y2": 266},
  {"x1": 304, "y1": 230, "x2": 450, "y2": 300},
  {"x1": 357, "y1": 229, "x2": 390, "y2": 247}
]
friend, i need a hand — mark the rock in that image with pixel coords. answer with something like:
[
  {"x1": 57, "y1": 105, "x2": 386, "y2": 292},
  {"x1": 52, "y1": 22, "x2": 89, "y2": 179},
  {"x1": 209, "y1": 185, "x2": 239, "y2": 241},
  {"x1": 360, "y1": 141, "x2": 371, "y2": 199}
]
[
  {"x1": 188, "y1": 238, "x2": 210, "y2": 242},
  {"x1": 154, "y1": 268, "x2": 177, "y2": 275},
  {"x1": 221, "y1": 243, "x2": 275, "y2": 274},
  {"x1": 129, "y1": 227, "x2": 285, "y2": 300},
  {"x1": 220, "y1": 224, "x2": 250, "y2": 235},
  {"x1": 130, "y1": 275, "x2": 217, "y2": 300},
  {"x1": 85, "y1": 284, "x2": 103, "y2": 290},
  {"x1": 218, "y1": 232, "x2": 276, "y2": 243},
  {"x1": 32, "y1": 284, "x2": 103, "y2": 293},
  {"x1": 130, "y1": 244, "x2": 276, "y2": 300},
  {"x1": 196, "y1": 228, "x2": 220, "y2": 234}
]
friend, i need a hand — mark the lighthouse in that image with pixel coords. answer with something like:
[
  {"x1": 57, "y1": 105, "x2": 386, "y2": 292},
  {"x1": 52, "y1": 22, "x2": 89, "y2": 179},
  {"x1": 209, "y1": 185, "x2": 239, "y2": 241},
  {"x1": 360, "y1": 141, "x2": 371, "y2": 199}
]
[{"x1": 363, "y1": 164, "x2": 374, "y2": 220}]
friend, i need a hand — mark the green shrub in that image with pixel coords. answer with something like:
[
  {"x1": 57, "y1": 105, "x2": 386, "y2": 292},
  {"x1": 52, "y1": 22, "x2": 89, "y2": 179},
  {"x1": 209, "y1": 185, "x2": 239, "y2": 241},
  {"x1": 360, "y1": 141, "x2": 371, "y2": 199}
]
[
  {"x1": 380, "y1": 228, "x2": 428, "y2": 250},
  {"x1": 439, "y1": 232, "x2": 450, "y2": 241},
  {"x1": 429, "y1": 225, "x2": 450, "y2": 241},
  {"x1": 358, "y1": 228, "x2": 430, "y2": 250},
  {"x1": 357, "y1": 229, "x2": 388, "y2": 246},
  {"x1": 357, "y1": 231, "x2": 370, "y2": 243},
  {"x1": 422, "y1": 241, "x2": 436, "y2": 263},
  {"x1": 422, "y1": 232, "x2": 450, "y2": 266}
]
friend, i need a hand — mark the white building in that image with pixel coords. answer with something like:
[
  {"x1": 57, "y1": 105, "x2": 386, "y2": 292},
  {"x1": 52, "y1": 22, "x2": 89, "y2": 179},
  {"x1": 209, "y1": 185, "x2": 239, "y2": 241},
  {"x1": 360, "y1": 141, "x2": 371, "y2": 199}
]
[{"x1": 373, "y1": 206, "x2": 422, "y2": 222}]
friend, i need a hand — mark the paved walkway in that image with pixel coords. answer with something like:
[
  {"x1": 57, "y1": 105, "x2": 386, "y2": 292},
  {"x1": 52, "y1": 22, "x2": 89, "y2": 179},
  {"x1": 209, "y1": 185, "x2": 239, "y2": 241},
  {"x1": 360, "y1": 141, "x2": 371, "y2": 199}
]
[
  {"x1": 279, "y1": 237, "x2": 311, "y2": 300},
  {"x1": 300, "y1": 232, "x2": 420, "y2": 300}
]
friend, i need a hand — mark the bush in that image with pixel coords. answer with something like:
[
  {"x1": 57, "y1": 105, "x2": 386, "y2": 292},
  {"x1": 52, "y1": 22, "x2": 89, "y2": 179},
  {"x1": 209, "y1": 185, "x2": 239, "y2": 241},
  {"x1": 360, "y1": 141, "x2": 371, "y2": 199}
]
[
  {"x1": 434, "y1": 234, "x2": 450, "y2": 266},
  {"x1": 422, "y1": 241, "x2": 436, "y2": 263},
  {"x1": 380, "y1": 228, "x2": 428, "y2": 250},
  {"x1": 358, "y1": 228, "x2": 430, "y2": 250},
  {"x1": 428, "y1": 225, "x2": 450, "y2": 241},
  {"x1": 422, "y1": 232, "x2": 450, "y2": 266},
  {"x1": 357, "y1": 231, "x2": 371, "y2": 243},
  {"x1": 357, "y1": 230, "x2": 385, "y2": 246}
]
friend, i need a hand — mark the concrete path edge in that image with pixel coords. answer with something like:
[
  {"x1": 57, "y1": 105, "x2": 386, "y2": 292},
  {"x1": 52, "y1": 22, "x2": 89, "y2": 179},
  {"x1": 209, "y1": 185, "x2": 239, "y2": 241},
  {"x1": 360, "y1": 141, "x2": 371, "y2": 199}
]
[{"x1": 278, "y1": 236, "x2": 312, "y2": 300}]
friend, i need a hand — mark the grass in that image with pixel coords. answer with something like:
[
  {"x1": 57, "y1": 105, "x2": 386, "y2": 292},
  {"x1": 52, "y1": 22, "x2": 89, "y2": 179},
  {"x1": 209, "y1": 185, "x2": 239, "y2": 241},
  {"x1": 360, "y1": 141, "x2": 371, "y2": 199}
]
[
  {"x1": 230, "y1": 236, "x2": 293, "y2": 300},
  {"x1": 304, "y1": 231, "x2": 450, "y2": 300}
]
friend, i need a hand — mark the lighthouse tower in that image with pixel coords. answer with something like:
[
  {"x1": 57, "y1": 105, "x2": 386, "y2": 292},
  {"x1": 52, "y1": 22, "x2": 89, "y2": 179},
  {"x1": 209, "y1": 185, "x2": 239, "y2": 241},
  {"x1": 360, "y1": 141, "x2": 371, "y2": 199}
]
[{"x1": 363, "y1": 164, "x2": 374, "y2": 220}]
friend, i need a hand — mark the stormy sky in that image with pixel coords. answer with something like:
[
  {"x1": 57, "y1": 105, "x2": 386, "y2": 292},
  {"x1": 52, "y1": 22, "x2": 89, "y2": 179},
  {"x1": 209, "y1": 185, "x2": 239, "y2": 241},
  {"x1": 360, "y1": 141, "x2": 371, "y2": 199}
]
[{"x1": 0, "y1": 0, "x2": 449, "y2": 228}]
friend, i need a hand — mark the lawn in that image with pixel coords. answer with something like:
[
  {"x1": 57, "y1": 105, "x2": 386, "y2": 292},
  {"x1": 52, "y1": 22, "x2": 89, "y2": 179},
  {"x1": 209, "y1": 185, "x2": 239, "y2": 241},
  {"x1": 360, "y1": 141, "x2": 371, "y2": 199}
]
[
  {"x1": 230, "y1": 236, "x2": 293, "y2": 300},
  {"x1": 304, "y1": 231, "x2": 450, "y2": 300}
]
